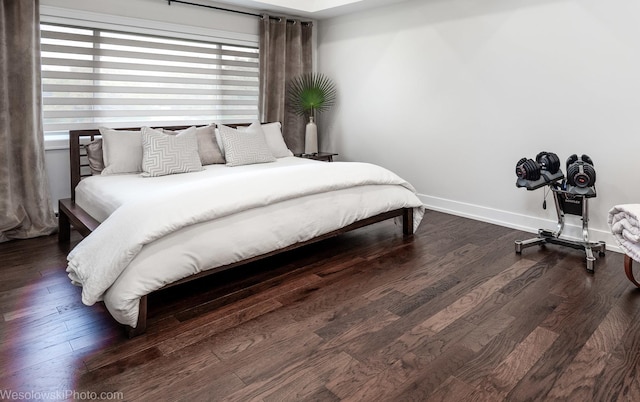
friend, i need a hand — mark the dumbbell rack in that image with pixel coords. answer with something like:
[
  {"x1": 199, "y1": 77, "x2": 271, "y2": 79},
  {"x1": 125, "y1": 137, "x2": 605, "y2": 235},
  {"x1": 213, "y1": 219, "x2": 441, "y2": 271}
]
[{"x1": 514, "y1": 175, "x2": 606, "y2": 272}]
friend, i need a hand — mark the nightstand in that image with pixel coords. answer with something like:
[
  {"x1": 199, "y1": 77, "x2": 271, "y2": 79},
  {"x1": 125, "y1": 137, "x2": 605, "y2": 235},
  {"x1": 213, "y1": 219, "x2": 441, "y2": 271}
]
[{"x1": 295, "y1": 152, "x2": 338, "y2": 162}]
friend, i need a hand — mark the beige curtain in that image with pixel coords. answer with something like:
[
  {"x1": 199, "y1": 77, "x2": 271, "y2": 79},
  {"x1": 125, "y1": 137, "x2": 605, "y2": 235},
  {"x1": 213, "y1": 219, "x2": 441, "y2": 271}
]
[
  {"x1": 259, "y1": 15, "x2": 312, "y2": 154},
  {"x1": 0, "y1": 0, "x2": 57, "y2": 242}
]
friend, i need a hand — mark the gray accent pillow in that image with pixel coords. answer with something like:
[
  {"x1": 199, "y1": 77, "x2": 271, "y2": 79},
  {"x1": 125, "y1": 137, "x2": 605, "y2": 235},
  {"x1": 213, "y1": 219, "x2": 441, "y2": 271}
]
[
  {"x1": 84, "y1": 138, "x2": 104, "y2": 175},
  {"x1": 99, "y1": 127, "x2": 143, "y2": 175},
  {"x1": 237, "y1": 122, "x2": 293, "y2": 158},
  {"x1": 141, "y1": 126, "x2": 203, "y2": 177},
  {"x1": 218, "y1": 123, "x2": 277, "y2": 167},
  {"x1": 164, "y1": 125, "x2": 225, "y2": 165},
  {"x1": 214, "y1": 127, "x2": 224, "y2": 156}
]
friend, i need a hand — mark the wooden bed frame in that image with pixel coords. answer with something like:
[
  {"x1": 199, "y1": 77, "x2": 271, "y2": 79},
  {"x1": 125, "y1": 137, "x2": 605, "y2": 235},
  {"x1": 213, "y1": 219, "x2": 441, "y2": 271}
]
[{"x1": 58, "y1": 125, "x2": 414, "y2": 337}]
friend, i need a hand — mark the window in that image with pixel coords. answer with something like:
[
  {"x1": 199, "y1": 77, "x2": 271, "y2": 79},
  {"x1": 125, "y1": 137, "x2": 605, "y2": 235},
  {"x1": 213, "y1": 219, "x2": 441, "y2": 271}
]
[{"x1": 40, "y1": 23, "x2": 259, "y2": 134}]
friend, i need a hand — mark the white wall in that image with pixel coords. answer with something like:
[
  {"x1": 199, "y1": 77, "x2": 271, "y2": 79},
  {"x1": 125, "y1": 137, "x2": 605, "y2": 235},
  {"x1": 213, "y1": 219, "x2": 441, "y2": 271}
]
[
  {"x1": 40, "y1": 0, "x2": 260, "y2": 209},
  {"x1": 317, "y1": 0, "x2": 640, "y2": 250}
]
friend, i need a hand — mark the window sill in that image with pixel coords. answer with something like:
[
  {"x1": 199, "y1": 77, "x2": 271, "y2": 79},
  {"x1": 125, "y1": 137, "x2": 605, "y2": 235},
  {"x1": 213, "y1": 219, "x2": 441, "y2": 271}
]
[{"x1": 44, "y1": 134, "x2": 69, "y2": 151}]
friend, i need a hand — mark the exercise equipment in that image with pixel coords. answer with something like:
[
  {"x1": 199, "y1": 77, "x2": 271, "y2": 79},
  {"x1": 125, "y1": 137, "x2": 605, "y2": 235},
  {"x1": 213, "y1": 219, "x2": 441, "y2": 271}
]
[
  {"x1": 566, "y1": 154, "x2": 596, "y2": 188},
  {"x1": 514, "y1": 152, "x2": 605, "y2": 272}
]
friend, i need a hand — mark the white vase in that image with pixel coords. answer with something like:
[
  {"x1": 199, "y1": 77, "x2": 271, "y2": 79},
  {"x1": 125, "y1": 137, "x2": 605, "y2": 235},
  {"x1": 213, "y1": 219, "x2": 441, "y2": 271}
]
[{"x1": 304, "y1": 116, "x2": 318, "y2": 154}]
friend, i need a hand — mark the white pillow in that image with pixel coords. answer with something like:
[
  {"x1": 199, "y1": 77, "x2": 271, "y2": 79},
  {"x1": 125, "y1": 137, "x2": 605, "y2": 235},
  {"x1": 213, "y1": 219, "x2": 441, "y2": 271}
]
[
  {"x1": 99, "y1": 128, "x2": 143, "y2": 175},
  {"x1": 218, "y1": 123, "x2": 277, "y2": 167},
  {"x1": 141, "y1": 126, "x2": 203, "y2": 177},
  {"x1": 238, "y1": 122, "x2": 293, "y2": 158},
  {"x1": 164, "y1": 125, "x2": 224, "y2": 165}
]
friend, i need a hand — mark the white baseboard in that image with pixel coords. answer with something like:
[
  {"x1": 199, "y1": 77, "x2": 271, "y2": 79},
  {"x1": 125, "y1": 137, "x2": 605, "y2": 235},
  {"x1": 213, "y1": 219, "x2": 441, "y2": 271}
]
[{"x1": 418, "y1": 193, "x2": 621, "y2": 254}]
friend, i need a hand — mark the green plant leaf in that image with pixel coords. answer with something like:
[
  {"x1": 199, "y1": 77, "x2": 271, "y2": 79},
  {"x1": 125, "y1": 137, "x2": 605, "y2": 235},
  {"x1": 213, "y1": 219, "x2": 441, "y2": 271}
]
[{"x1": 287, "y1": 73, "x2": 337, "y2": 117}]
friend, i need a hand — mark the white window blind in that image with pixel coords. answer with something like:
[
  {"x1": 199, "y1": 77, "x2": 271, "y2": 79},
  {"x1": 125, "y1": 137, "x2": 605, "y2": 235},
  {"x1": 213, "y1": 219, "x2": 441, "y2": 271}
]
[{"x1": 40, "y1": 23, "x2": 259, "y2": 133}]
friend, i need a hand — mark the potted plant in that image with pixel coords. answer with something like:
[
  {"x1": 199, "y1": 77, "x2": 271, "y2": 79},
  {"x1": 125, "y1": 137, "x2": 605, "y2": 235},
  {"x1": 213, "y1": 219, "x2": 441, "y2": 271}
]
[{"x1": 287, "y1": 73, "x2": 337, "y2": 154}]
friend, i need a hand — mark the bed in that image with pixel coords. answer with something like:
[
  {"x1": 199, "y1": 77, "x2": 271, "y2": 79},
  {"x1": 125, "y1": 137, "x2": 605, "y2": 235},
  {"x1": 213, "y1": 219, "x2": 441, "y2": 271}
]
[{"x1": 58, "y1": 123, "x2": 425, "y2": 337}]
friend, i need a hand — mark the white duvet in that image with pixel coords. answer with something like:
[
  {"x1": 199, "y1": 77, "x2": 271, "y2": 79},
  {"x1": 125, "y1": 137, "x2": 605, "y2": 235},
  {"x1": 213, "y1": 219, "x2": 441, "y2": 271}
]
[{"x1": 67, "y1": 160, "x2": 425, "y2": 327}]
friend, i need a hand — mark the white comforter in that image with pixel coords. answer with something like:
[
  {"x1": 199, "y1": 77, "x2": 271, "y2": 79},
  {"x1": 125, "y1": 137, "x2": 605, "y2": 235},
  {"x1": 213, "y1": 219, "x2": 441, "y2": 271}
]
[
  {"x1": 609, "y1": 204, "x2": 640, "y2": 263},
  {"x1": 67, "y1": 161, "x2": 425, "y2": 327}
]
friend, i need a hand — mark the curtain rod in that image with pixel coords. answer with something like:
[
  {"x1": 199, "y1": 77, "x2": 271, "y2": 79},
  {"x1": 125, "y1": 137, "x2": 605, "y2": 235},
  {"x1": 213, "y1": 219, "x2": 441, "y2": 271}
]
[{"x1": 167, "y1": 0, "x2": 312, "y2": 25}]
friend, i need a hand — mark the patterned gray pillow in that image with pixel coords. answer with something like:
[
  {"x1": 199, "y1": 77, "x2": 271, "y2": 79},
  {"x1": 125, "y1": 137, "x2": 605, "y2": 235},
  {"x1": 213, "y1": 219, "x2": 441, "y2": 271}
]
[
  {"x1": 218, "y1": 123, "x2": 277, "y2": 167},
  {"x1": 141, "y1": 126, "x2": 203, "y2": 177}
]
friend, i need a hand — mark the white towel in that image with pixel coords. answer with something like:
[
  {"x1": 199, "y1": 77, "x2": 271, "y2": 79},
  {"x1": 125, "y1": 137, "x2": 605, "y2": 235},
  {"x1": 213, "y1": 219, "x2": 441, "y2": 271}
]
[{"x1": 608, "y1": 204, "x2": 640, "y2": 263}]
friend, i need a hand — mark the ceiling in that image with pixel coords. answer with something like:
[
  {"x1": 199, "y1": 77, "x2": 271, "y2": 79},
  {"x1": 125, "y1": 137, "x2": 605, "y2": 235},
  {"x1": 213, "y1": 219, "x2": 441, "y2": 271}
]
[{"x1": 207, "y1": 0, "x2": 409, "y2": 19}]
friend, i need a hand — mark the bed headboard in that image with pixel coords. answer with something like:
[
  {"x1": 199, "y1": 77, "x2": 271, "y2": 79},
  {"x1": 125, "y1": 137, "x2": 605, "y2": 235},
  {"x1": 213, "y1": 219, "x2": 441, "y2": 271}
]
[{"x1": 68, "y1": 123, "x2": 252, "y2": 201}]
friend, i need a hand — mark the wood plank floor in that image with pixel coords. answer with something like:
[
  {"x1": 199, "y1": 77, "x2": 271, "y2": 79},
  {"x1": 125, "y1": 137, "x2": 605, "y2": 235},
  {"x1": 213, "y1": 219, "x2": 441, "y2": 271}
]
[{"x1": 1, "y1": 210, "x2": 639, "y2": 401}]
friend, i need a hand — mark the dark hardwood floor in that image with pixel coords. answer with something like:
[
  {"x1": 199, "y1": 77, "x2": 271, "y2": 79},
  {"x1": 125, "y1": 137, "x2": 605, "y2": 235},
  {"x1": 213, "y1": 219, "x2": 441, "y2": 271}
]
[{"x1": 1, "y1": 210, "x2": 639, "y2": 401}]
